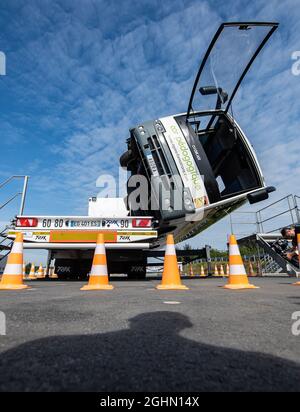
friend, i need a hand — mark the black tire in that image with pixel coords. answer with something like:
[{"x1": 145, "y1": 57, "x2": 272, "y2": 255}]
[{"x1": 120, "y1": 150, "x2": 134, "y2": 168}]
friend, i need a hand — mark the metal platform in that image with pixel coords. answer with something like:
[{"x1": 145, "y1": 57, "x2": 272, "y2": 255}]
[
  {"x1": 231, "y1": 194, "x2": 300, "y2": 277},
  {"x1": 238, "y1": 232, "x2": 299, "y2": 276}
]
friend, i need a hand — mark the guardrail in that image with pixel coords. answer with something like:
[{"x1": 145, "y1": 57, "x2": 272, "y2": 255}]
[
  {"x1": 293, "y1": 195, "x2": 300, "y2": 220},
  {"x1": 229, "y1": 211, "x2": 259, "y2": 237},
  {"x1": 0, "y1": 225, "x2": 12, "y2": 262},
  {"x1": 0, "y1": 175, "x2": 29, "y2": 215},
  {"x1": 0, "y1": 176, "x2": 29, "y2": 260},
  {"x1": 230, "y1": 194, "x2": 300, "y2": 236},
  {"x1": 256, "y1": 194, "x2": 299, "y2": 234}
]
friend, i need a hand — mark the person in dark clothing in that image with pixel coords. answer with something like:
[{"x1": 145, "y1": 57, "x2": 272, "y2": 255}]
[{"x1": 281, "y1": 225, "x2": 300, "y2": 266}]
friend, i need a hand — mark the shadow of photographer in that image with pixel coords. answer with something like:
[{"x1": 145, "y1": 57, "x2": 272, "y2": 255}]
[{"x1": 0, "y1": 311, "x2": 299, "y2": 392}]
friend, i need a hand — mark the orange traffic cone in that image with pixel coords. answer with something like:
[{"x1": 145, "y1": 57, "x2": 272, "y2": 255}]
[
  {"x1": 36, "y1": 264, "x2": 45, "y2": 279},
  {"x1": 189, "y1": 265, "x2": 195, "y2": 277},
  {"x1": 157, "y1": 234, "x2": 189, "y2": 290},
  {"x1": 293, "y1": 234, "x2": 300, "y2": 286},
  {"x1": 0, "y1": 233, "x2": 29, "y2": 290},
  {"x1": 81, "y1": 233, "x2": 114, "y2": 291},
  {"x1": 200, "y1": 264, "x2": 205, "y2": 277},
  {"x1": 214, "y1": 264, "x2": 219, "y2": 277},
  {"x1": 223, "y1": 235, "x2": 258, "y2": 290},
  {"x1": 225, "y1": 263, "x2": 230, "y2": 277},
  {"x1": 219, "y1": 264, "x2": 225, "y2": 277},
  {"x1": 28, "y1": 263, "x2": 37, "y2": 280},
  {"x1": 249, "y1": 261, "x2": 256, "y2": 277}
]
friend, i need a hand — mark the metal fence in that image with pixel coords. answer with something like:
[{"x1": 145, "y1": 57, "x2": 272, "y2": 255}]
[
  {"x1": 229, "y1": 194, "x2": 299, "y2": 276},
  {"x1": 0, "y1": 176, "x2": 29, "y2": 261},
  {"x1": 0, "y1": 175, "x2": 29, "y2": 215},
  {"x1": 256, "y1": 194, "x2": 299, "y2": 234},
  {"x1": 230, "y1": 194, "x2": 300, "y2": 237}
]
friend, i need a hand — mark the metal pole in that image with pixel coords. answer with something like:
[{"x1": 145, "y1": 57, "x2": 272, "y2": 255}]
[
  {"x1": 255, "y1": 211, "x2": 260, "y2": 233},
  {"x1": 45, "y1": 250, "x2": 52, "y2": 279},
  {"x1": 229, "y1": 214, "x2": 234, "y2": 234},
  {"x1": 294, "y1": 196, "x2": 300, "y2": 224},
  {"x1": 0, "y1": 175, "x2": 28, "y2": 189},
  {"x1": 205, "y1": 245, "x2": 212, "y2": 276},
  {"x1": 256, "y1": 244, "x2": 261, "y2": 277},
  {"x1": 287, "y1": 195, "x2": 295, "y2": 225},
  {"x1": 258, "y1": 211, "x2": 264, "y2": 233},
  {"x1": 19, "y1": 176, "x2": 29, "y2": 216}
]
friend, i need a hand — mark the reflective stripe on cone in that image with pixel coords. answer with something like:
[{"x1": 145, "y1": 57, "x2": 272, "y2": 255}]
[
  {"x1": 0, "y1": 232, "x2": 29, "y2": 290},
  {"x1": 156, "y1": 234, "x2": 189, "y2": 291},
  {"x1": 223, "y1": 235, "x2": 258, "y2": 290},
  {"x1": 36, "y1": 264, "x2": 45, "y2": 279},
  {"x1": 28, "y1": 263, "x2": 37, "y2": 280},
  {"x1": 81, "y1": 233, "x2": 114, "y2": 291}
]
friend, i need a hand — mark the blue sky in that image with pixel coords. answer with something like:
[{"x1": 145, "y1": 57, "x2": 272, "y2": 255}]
[{"x1": 0, "y1": 0, "x2": 300, "y2": 260}]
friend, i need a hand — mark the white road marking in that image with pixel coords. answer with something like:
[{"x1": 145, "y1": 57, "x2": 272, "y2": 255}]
[{"x1": 163, "y1": 301, "x2": 181, "y2": 305}]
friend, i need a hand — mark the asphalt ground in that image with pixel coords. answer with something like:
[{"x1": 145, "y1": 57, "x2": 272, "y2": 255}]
[{"x1": 0, "y1": 277, "x2": 299, "y2": 392}]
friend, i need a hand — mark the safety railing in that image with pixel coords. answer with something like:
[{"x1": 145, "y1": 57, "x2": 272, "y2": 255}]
[
  {"x1": 0, "y1": 192, "x2": 22, "y2": 211},
  {"x1": 295, "y1": 195, "x2": 300, "y2": 223},
  {"x1": 255, "y1": 194, "x2": 299, "y2": 234},
  {"x1": 225, "y1": 194, "x2": 300, "y2": 276},
  {"x1": 230, "y1": 194, "x2": 300, "y2": 236},
  {"x1": 0, "y1": 175, "x2": 29, "y2": 216},
  {"x1": 229, "y1": 211, "x2": 258, "y2": 237},
  {"x1": 0, "y1": 225, "x2": 13, "y2": 262},
  {"x1": 0, "y1": 176, "x2": 29, "y2": 260}
]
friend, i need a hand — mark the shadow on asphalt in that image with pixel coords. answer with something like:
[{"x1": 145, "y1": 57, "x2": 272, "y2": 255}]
[
  {"x1": 35, "y1": 276, "x2": 213, "y2": 282},
  {"x1": 0, "y1": 311, "x2": 299, "y2": 392},
  {"x1": 287, "y1": 296, "x2": 300, "y2": 306}
]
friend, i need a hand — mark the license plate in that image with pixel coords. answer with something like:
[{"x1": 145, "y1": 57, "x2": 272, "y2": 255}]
[{"x1": 39, "y1": 218, "x2": 131, "y2": 230}]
